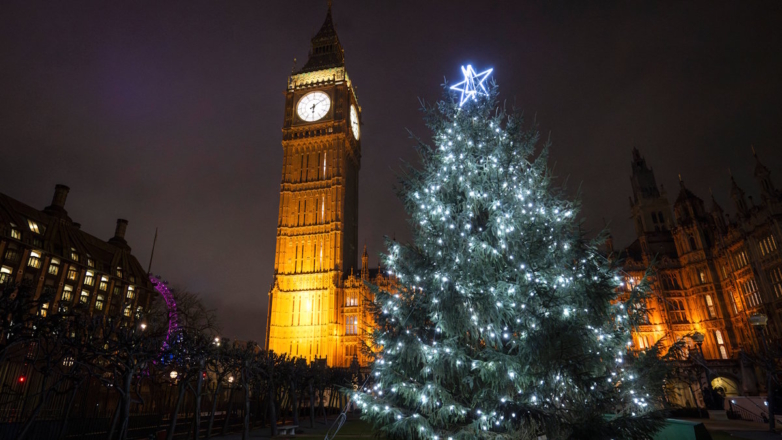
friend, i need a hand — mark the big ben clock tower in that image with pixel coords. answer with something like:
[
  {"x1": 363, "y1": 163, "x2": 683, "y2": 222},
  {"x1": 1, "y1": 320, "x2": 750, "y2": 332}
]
[{"x1": 266, "y1": 3, "x2": 362, "y2": 366}]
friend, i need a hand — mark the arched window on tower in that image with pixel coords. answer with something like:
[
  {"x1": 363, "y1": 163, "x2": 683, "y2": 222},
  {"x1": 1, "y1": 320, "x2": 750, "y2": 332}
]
[{"x1": 688, "y1": 235, "x2": 697, "y2": 251}]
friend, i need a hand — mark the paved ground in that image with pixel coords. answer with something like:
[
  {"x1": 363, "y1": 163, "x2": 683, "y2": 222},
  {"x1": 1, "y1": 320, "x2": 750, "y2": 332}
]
[
  {"x1": 218, "y1": 416, "x2": 782, "y2": 440},
  {"x1": 682, "y1": 418, "x2": 782, "y2": 440}
]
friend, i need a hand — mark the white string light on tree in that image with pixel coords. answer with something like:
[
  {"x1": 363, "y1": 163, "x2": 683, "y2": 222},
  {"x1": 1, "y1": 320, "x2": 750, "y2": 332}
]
[{"x1": 355, "y1": 64, "x2": 668, "y2": 440}]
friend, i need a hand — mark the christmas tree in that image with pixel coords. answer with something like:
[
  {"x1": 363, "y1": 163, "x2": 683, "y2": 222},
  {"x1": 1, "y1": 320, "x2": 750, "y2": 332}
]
[{"x1": 355, "y1": 66, "x2": 667, "y2": 439}]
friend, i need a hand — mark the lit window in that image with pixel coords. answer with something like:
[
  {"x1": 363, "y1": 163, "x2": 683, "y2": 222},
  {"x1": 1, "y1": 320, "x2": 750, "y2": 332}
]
[
  {"x1": 99, "y1": 276, "x2": 109, "y2": 291},
  {"x1": 3, "y1": 248, "x2": 20, "y2": 263},
  {"x1": 48, "y1": 258, "x2": 60, "y2": 276},
  {"x1": 70, "y1": 248, "x2": 79, "y2": 262},
  {"x1": 346, "y1": 292, "x2": 358, "y2": 307},
  {"x1": 669, "y1": 299, "x2": 687, "y2": 323},
  {"x1": 123, "y1": 305, "x2": 132, "y2": 317},
  {"x1": 705, "y1": 295, "x2": 716, "y2": 318},
  {"x1": 742, "y1": 279, "x2": 761, "y2": 308},
  {"x1": 39, "y1": 303, "x2": 49, "y2": 317},
  {"x1": 759, "y1": 235, "x2": 778, "y2": 257},
  {"x1": 79, "y1": 290, "x2": 90, "y2": 304},
  {"x1": 345, "y1": 316, "x2": 358, "y2": 335},
  {"x1": 84, "y1": 271, "x2": 95, "y2": 286},
  {"x1": 87, "y1": 258, "x2": 94, "y2": 268},
  {"x1": 95, "y1": 294, "x2": 105, "y2": 311},
  {"x1": 61, "y1": 285, "x2": 74, "y2": 302},
  {"x1": 714, "y1": 330, "x2": 728, "y2": 359},
  {"x1": 768, "y1": 267, "x2": 782, "y2": 299},
  {"x1": 27, "y1": 251, "x2": 42, "y2": 269},
  {"x1": 10, "y1": 227, "x2": 21, "y2": 240},
  {"x1": 66, "y1": 267, "x2": 79, "y2": 281},
  {"x1": 0, "y1": 266, "x2": 12, "y2": 285},
  {"x1": 27, "y1": 219, "x2": 41, "y2": 234},
  {"x1": 729, "y1": 289, "x2": 742, "y2": 314},
  {"x1": 699, "y1": 271, "x2": 707, "y2": 284},
  {"x1": 115, "y1": 267, "x2": 123, "y2": 278},
  {"x1": 734, "y1": 251, "x2": 749, "y2": 268},
  {"x1": 126, "y1": 286, "x2": 135, "y2": 299}
]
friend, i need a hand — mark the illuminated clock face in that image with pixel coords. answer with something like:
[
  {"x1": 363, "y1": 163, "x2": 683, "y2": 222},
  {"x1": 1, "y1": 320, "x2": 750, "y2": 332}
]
[
  {"x1": 297, "y1": 91, "x2": 331, "y2": 122},
  {"x1": 350, "y1": 105, "x2": 360, "y2": 140}
]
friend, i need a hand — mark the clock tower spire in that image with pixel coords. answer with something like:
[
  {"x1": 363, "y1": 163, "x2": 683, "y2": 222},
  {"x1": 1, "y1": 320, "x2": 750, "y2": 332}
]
[{"x1": 266, "y1": 3, "x2": 362, "y2": 367}]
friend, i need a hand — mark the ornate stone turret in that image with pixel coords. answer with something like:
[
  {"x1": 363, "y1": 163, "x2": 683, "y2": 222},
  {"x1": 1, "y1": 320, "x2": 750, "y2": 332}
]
[
  {"x1": 628, "y1": 148, "x2": 673, "y2": 235},
  {"x1": 361, "y1": 245, "x2": 369, "y2": 280},
  {"x1": 673, "y1": 176, "x2": 707, "y2": 225},
  {"x1": 729, "y1": 172, "x2": 749, "y2": 217},
  {"x1": 709, "y1": 188, "x2": 726, "y2": 230},
  {"x1": 752, "y1": 147, "x2": 776, "y2": 202}
]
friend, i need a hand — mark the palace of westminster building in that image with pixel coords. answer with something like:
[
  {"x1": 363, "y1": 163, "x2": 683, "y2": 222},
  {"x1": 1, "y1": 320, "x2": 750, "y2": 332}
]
[
  {"x1": 618, "y1": 148, "x2": 781, "y2": 397},
  {"x1": 265, "y1": 4, "x2": 782, "y2": 382},
  {"x1": 0, "y1": 3, "x2": 776, "y2": 405}
]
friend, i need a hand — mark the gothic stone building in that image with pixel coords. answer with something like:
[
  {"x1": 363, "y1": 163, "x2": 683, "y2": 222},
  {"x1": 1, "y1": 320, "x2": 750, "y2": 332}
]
[
  {"x1": 0, "y1": 184, "x2": 155, "y2": 322},
  {"x1": 265, "y1": 4, "x2": 384, "y2": 367},
  {"x1": 619, "y1": 148, "x2": 781, "y2": 402}
]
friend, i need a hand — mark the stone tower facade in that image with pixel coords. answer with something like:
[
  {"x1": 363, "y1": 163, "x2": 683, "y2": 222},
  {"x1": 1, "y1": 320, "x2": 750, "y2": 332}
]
[{"x1": 265, "y1": 4, "x2": 372, "y2": 367}]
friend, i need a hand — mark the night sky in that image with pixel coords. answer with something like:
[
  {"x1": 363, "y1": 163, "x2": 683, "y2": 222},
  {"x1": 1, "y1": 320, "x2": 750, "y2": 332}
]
[{"x1": 2, "y1": 1, "x2": 781, "y2": 342}]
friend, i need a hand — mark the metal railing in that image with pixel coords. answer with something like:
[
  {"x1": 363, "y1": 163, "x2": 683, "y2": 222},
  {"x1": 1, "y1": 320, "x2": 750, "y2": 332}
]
[{"x1": 728, "y1": 401, "x2": 765, "y2": 423}]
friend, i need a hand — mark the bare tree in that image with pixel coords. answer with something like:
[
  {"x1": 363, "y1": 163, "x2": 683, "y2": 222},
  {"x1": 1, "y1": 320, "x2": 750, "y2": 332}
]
[
  {"x1": 0, "y1": 282, "x2": 53, "y2": 363},
  {"x1": 161, "y1": 289, "x2": 220, "y2": 440},
  {"x1": 204, "y1": 337, "x2": 234, "y2": 439},
  {"x1": 92, "y1": 316, "x2": 167, "y2": 440}
]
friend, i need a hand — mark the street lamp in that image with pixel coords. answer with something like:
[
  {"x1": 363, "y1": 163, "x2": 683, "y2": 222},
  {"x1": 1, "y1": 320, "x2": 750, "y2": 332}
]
[
  {"x1": 170, "y1": 370, "x2": 178, "y2": 380},
  {"x1": 749, "y1": 313, "x2": 775, "y2": 433},
  {"x1": 690, "y1": 332, "x2": 714, "y2": 412}
]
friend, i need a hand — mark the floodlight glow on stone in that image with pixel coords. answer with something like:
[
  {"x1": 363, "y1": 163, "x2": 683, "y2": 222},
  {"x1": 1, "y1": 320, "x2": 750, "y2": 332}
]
[{"x1": 450, "y1": 65, "x2": 493, "y2": 106}]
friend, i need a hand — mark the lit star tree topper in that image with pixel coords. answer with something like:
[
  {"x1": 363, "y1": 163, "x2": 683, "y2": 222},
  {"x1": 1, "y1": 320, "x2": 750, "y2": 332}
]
[{"x1": 450, "y1": 65, "x2": 493, "y2": 106}]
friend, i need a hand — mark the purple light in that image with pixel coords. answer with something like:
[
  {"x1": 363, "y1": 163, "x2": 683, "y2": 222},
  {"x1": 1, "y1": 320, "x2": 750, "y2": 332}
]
[{"x1": 150, "y1": 274, "x2": 178, "y2": 344}]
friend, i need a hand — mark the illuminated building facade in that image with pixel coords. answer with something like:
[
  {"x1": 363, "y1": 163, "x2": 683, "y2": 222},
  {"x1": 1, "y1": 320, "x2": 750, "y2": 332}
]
[
  {"x1": 265, "y1": 4, "x2": 381, "y2": 367},
  {"x1": 617, "y1": 148, "x2": 781, "y2": 401},
  {"x1": 0, "y1": 184, "x2": 154, "y2": 321}
]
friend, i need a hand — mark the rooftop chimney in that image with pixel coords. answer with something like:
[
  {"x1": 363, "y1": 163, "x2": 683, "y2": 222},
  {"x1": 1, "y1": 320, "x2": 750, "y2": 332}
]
[
  {"x1": 109, "y1": 219, "x2": 131, "y2": 250},
  {"x1": 44, "y1": 184, "x2": 72, "y2": 218},
  {"x1": 114, "y1": 219, "x2": 128, "y2": 239}
]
